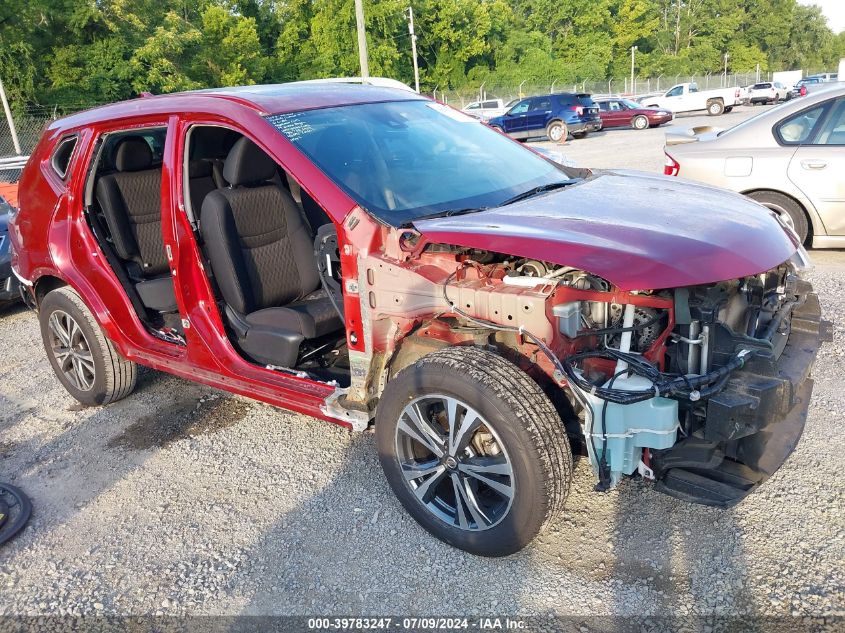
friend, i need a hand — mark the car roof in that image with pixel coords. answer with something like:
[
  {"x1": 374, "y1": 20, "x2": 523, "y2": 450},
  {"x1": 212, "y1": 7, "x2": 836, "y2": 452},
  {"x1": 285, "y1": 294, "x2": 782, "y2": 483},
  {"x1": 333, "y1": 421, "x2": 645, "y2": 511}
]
[{"x1": 45, "y1": 81, "x2": 425, "y2": 134}]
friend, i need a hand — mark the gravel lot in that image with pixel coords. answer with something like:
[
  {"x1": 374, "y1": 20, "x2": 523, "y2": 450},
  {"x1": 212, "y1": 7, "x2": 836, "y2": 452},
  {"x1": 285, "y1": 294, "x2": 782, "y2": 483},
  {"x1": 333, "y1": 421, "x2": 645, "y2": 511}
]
[{"x1": 0, "y1": 104, "x2": 843, "y2": 626}]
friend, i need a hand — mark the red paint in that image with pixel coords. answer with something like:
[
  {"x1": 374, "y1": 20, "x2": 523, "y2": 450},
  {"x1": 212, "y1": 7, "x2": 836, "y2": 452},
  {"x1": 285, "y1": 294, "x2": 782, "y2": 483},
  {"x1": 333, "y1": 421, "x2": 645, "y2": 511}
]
[
  {"x1": 10, "y1": 85, "x2": 798, "y2": 426},
  {"x1": 415, "y1": 171, "x2": 797, "y2": 291}
]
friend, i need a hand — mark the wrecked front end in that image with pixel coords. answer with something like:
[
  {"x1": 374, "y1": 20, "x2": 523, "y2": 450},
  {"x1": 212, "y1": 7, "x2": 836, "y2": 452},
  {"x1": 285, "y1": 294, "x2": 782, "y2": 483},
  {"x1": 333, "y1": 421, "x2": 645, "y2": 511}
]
[
  {"x1": 560, "y1": 255, "x2": 831, "y2": 507},
  {"x1": 345, "y1": 205, "x2": 830, "y2": 507}
]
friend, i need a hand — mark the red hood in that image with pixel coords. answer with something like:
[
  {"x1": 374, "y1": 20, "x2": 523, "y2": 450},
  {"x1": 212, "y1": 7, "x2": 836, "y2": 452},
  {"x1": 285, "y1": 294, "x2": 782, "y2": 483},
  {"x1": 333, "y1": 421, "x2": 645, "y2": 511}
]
[{"x1": 413, "y1": 171, "x2": 798, "y2": 290}]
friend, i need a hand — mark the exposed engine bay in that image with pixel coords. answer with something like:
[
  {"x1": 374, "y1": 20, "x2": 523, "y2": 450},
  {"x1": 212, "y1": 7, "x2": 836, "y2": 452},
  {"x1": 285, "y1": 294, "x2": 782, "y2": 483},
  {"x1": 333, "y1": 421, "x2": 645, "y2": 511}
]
[{"x1": 355, "y1": 237, "x2": 830, "y2": 507}]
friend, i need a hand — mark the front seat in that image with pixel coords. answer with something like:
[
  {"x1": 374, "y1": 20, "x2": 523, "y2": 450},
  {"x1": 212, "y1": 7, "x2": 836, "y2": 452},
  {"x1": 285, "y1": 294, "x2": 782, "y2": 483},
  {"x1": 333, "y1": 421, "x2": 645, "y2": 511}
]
[
  {"x1": 200, "y1": 137, "x2": 343, "y2": 368},
  {"x1": 95, "y1": 136, "x2": 177, "y2": 312}
]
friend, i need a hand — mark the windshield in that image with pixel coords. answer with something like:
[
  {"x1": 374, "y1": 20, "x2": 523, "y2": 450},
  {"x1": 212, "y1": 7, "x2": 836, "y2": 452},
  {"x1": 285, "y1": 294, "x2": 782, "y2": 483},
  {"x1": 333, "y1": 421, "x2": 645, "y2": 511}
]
[
  {"x1": 267, "y1": 100, "x2": 567, "y2": 226},
  {"x1": 621, "y1": 99, "x2": 644, "y2": 109}
]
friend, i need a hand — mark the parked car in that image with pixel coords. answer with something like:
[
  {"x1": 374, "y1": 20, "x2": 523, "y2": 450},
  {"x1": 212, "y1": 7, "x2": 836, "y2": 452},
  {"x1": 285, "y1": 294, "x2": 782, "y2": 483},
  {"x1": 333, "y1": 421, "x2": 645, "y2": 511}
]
[
  {"x1": 461, "y1": 98, "x2": 509, "y2": 120},
  {"x1": 594, "y1": 97, "x2": 673, "y2": 129},
  {"x1": 12, "y1": 83, "x2": 829, "y2": 556},
  {"x1": 791, "y1": 77, "x2": 822, "y2": 99},
  {"x1": 0, "y1": 187, "x2": 21, "y2": 309},
  {"x1": 664, "y1": 85, "x2": 845, "y2": 246},
  {"x1": 807, "y1": 73, "x2": 838, "y2": 83},
  {"x1": 748, "y1": 82, "x2": 789, "y2": 104},
  {"x1": 486, "y1": 93, "x2": 602, "y2": 142},
  {"x1": 640, "y1": 82, "x2": 742, "y2": 115}
]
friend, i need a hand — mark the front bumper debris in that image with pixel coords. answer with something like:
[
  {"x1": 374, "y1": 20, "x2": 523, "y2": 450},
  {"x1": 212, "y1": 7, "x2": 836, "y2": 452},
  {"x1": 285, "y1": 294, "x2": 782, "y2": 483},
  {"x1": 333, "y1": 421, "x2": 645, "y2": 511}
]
[{"x1": 652, "y1": 291, "x2": 832, "y2": 507}]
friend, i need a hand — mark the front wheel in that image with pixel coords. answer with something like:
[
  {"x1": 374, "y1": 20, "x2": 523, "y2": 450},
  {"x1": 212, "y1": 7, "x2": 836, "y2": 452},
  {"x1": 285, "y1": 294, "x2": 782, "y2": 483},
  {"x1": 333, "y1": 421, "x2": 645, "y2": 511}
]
[
  {"x1": 707, "y1": 99, "x2": 725, "y2": 115},
  {"x1": 546, "y1": 120, "x2": 568, "y2": 143},
  {"x1": 632, "y1": 115, "x2": 649, "y2": 130},
  {"x1": 39, "y1": 286, "x2": 137, "y2": 406},
  {"x1": 376, "y1": 347, "x2": 572, "y2": 557}
]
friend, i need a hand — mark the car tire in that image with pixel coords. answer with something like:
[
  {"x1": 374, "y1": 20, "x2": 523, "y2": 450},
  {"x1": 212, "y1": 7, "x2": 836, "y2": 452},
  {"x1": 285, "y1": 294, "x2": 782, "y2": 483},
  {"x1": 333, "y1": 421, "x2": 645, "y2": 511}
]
[
  {"x1": 706, "y1": 99, "x2": 725, "y2": 116},
  {"x1": 746, "y1": 191, "x2": 810, "y2": 245},
  {"x1": 546, "y1": 121, "x2": 568, "y2": 143},
  {"x1": 375, "y1": 346, "x2": 573, "y2": 557},
  {"x1": 39, "y1": 286, "x2": 137, "y2": 406},
  {"x1": 632, "y1": 115, "x2": 649, "y2": 130}
]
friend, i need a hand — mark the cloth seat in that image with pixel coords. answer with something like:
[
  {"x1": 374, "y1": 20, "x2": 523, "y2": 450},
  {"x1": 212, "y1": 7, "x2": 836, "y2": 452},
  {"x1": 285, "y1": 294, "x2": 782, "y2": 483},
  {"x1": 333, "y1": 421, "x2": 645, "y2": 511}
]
[
  {"x1": 95, "y1": 136, "x2": 176, "y2": 312},
  {"x1": 200, "y1": 137, "x2": 342, "y2": 367}
]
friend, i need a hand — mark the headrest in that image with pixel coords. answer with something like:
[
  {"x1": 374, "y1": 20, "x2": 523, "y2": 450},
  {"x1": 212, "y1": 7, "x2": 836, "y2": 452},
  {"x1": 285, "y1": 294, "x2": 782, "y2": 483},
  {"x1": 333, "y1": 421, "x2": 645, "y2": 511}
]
[
  {"x1": 188, "y1": 159, "x2": 213, "y2": 179},
  {"x1": 114, "y1": 137, "x2": 153, "y2": 172},
  {"x1": 223, "y1": 137, "x2": 277, "y2": 186}
]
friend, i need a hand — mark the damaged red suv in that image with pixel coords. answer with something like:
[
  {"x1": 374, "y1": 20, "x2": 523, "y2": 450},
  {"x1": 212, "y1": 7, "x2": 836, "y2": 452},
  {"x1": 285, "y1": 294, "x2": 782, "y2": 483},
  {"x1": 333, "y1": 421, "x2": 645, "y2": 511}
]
[{"x1": 10, "y1": 84, "x2": 830, "y2": 556}]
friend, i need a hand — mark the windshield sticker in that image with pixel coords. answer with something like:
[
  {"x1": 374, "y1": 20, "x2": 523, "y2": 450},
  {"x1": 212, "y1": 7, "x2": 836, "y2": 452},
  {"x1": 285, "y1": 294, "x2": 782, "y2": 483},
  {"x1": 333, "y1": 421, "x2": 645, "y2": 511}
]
[
  {"x1": 267, "y1": 113, "x2": 314, "y2": 142},
  {"x1": 426, "y1": 102, "x2": 478, "y2": 123}
]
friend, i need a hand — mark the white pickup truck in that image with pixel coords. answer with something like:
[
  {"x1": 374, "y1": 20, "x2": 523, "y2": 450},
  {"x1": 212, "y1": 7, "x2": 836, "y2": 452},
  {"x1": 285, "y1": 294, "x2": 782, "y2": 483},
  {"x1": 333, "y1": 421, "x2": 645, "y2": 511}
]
[{"x1": 640, "y1": 82, "x2": 742, "y2": 116}]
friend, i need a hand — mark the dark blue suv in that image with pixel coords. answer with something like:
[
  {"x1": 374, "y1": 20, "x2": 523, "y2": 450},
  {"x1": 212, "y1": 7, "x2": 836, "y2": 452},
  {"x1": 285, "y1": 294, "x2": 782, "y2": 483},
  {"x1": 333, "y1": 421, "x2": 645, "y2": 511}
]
[{"x1": 487, "y1": 93, "x2": 602, "y2": 142}]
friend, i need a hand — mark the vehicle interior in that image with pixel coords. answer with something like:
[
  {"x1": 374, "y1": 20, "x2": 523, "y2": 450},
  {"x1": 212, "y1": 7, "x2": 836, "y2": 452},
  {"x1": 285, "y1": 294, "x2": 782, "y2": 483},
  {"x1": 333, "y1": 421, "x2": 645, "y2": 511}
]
[
  {"x1": 84, "y1": 128, "x2": 184, "y2": 340},
  {"x1": 85, "y1": 125, "x2": 349, "y2": 384}
]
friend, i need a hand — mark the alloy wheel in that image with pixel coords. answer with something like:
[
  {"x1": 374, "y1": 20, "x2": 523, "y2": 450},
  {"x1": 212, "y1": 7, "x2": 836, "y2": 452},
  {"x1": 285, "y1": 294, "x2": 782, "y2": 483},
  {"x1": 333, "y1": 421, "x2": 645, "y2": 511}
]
[
  {"x1": 394, "y1": 394, "x2": 515, "y2": 531},
  {"x1": 549, "y1": 125, "x2": 563, "y2": 142},
  {"x1": 48, "y1": 310, "x2": 95, "y2": 391}
]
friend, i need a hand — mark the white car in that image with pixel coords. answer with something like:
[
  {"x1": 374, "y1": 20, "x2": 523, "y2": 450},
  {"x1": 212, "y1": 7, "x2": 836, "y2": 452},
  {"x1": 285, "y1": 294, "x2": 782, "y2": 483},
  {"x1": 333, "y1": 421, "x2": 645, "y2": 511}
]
[
  {"x1": 748, "y1": 82, "x2": 789, "y2": 104},
  {"x1": 461, "y1": 99, "x2": 509, "y2": 120}
]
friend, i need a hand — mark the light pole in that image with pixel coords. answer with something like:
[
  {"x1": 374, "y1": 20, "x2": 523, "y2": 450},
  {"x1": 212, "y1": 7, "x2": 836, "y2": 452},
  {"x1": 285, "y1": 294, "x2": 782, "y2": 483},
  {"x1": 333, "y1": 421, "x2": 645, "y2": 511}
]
[
  {"x1": 405, "y1": 6, "x2": 420, "y2": 93},
  {"x1": 354, "y1": 0, "x2": 369, "y2": 80},
  {"x1": 630, "y1": 45, "x2": 638, "y2": 96},
  {"x1": 723, "y1": 52, "x2": 729, "y2": 86}
]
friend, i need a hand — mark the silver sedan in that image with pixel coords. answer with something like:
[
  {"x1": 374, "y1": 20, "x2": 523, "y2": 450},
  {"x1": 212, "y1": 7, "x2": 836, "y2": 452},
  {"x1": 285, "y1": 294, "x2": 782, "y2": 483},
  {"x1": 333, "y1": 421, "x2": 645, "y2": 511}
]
[{"x1": 663, "y1": 85, "x2": 845, "y2": 246}]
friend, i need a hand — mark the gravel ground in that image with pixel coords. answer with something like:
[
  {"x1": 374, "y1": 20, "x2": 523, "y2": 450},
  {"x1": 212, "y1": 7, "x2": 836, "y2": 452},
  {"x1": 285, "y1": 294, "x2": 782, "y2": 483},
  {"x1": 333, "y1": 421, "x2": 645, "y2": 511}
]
[{"x1": 0, "y1": 104, "x2": 843, "y2": 625}]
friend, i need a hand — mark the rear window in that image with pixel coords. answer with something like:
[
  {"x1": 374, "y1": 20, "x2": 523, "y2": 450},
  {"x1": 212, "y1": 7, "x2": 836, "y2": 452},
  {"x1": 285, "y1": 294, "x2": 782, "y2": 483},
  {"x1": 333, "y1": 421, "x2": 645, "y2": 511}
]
[
  {"x1": 481, "y1": 100, "x2": 499, "y2": 109},
  {"x1": 753, "y1": 83, "x2": 772, "y2": 89},
  {"x1": 576, "y1": 94, "x2": 596, "y2": 107}
]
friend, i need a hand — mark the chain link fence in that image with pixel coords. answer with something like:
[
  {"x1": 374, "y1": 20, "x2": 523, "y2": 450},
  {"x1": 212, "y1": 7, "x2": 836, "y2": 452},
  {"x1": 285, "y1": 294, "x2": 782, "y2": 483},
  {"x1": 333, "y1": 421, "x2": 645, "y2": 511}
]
[{"x1": 434, "y1": 72, "x2": 772, "y2": 107}]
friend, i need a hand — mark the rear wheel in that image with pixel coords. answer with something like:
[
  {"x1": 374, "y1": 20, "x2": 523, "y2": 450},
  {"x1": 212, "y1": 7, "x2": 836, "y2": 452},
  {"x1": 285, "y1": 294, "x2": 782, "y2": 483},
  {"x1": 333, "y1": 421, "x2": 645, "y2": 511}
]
[
  {"x1": 376, "y1": 347, "x2": 572, "y2": 557},
  {"x1": 632, "y1": 115, "x2": 649, "y2": 130},
  {"x1": 546, "y1": 120, "x2": 568, "y2": 143},
  {"x1": 707, "y1": 99, "x2": 725, "y2": 115},
  {"x1": 746, "y1": 190, "x2": 810, "y2": 245},
  {"x1": 39, "y1": 287, "x2": 137, "y2": 406}
]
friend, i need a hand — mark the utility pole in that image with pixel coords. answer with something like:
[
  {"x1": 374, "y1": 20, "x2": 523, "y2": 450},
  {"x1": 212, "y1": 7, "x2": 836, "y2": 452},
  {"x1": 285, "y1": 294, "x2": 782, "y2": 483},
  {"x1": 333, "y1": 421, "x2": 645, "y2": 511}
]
[
  {"x1": 354, "y1": 0, "x2": 369, "y2": 81},
  {"x1": 723, "y1": 53, "x2": 729, "y2": 86},
  {"x1": 0, "y1": 76, "x2": 21, "y2": 156},
  {"x1": 630, "y1": 46, "x2": 638, "y2": 96},
  {"x1": 405, "y1": 6, "x2": 420, "y2": 93}
]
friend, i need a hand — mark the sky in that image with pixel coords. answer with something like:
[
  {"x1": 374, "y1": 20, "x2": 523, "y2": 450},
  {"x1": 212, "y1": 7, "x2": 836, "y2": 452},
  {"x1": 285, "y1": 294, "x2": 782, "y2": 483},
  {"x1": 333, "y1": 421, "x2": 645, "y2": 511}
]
[{"x1": 800, "y1": 0, "x2": 845, "y2": 34}]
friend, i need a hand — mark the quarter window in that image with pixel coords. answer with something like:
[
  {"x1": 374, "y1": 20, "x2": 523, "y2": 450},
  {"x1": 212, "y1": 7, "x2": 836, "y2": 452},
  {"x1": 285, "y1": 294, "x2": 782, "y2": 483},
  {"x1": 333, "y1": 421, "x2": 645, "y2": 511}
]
[
  {"x1": 776, "y1": 104, "x2": 826, "y2": 144},
  {"x1": 51, "y1": 136, "x2": 78, "y2": 179}
]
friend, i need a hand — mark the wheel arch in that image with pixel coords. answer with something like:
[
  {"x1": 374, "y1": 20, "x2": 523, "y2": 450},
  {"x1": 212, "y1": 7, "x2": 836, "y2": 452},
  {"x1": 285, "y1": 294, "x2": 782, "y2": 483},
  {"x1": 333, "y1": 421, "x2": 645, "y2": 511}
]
[
  {"x1": 34, "y1": 275, "x2": 68, "y2": 308},
  {"x1": 740, "y1": 187, "x2": 819, "y2": 240}
]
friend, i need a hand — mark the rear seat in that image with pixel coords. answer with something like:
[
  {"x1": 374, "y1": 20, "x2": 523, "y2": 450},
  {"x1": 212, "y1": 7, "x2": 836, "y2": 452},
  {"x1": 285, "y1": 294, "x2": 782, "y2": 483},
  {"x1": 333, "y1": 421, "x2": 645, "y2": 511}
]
[
  {"x1": 95, "y1": 136, "x2": 176, "y2": 312},
  {"x1": 187, "y1": 159, "x2": 218, "y2": 219}
]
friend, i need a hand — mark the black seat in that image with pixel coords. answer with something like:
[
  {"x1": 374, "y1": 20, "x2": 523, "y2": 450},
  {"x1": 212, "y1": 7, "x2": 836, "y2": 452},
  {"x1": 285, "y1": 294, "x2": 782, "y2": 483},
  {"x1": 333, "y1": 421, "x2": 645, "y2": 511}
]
[
  {"x1": 187, "y1": 159, "x2": 218, "y2": 218},
  {"x1": 95, "y1": 136, "x2": 176, "y2": 312},
  {"x1": 200, "y1": 138, "x2": 342, "y2": 367}
]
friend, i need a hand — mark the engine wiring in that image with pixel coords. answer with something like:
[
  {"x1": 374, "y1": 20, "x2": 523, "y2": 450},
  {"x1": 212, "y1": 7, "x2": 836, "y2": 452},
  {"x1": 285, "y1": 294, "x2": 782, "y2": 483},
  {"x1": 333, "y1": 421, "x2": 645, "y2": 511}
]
[
  {"x1": 442, "y1": 263, "x2": 758, "y2": 493},
  {"x1": 441, "y1": 265, "x2": 756, "y2": 407}
]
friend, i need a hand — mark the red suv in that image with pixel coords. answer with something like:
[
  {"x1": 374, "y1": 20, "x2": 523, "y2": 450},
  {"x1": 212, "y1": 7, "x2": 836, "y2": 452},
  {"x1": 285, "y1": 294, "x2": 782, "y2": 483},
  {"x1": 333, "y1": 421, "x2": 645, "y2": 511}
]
[{"x1": 10, "y1": 84, "x2": 830, "y2": 556}]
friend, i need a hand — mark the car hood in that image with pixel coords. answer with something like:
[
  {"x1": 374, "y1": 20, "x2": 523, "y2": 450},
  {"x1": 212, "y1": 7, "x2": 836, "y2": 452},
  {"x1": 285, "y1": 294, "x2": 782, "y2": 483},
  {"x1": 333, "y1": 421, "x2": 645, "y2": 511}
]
[{"x1": 413, "y1": 171, "x2": 798, "y2": 290}]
